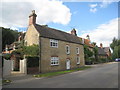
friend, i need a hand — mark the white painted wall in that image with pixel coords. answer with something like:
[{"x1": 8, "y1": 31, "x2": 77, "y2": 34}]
[
  {"x1": 20, "y1": 59, "x2": 27, "y2": 74},
  {"x1": 3, "y1": 59, "x2": 12, "y2": 77}
]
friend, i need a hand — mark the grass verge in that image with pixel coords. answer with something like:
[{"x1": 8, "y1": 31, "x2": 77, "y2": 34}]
[
  {"x1": 33, "y1": 66, "x2": 91, "y2": 78},
  {"x1": 2, "y1": 79, "x2": 11, "y2": 85}
]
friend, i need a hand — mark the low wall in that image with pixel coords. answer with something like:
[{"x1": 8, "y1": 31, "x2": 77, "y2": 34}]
[{"x1": 3, "y1": 59, "x2": 12, "y2": 77}]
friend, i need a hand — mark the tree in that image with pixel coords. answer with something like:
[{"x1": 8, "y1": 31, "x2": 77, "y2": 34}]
[
  {"x1": 110, "y1": 37, "x2": 118, "y2": 50},
  {"x1": 23, "y1": 44, "x2": 39, "y2": 57},
  {"x1": 84, "y1": 45, "x2": 93, "y2": 60},
  {"x1": 110, "y1": 38, "x2": 120, "y2": 59},
  {"x1": 1, "y1": 27, "x2": 19, "y2": 50},
  {"x1": 93, "y1": 46, "x2": 98, "y2": 61}
]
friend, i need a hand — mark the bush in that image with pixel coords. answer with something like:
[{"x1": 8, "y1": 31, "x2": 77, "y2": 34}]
[
  {"x1": 11, "y1": 49, "x2": 24, "y2": 59},
  {"x1": 23, "y1": 45, "x2": 39, "y2": 57},
  {"x1": 98, "y1": 58, "x2": 107, "y2": 63},
  {"x1": 3, "y1": 54, "x2": 11, "y2": 60}
]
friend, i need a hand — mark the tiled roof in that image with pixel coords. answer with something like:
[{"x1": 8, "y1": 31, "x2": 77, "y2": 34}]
[
  {"x1": 98, "y1": 47, "x2": 107, "y2": 55},
  {"x1": 84, "y1": 39, "x2": 94, "y2": 48},
  {"x1": 103, "y1": 47, "x2": 110, "y2": 53},
  {"x1": 34, "y1": 24, "x2": 82, "y2": 44}
]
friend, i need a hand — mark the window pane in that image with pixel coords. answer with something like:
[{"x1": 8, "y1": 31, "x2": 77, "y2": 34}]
[{"x1": 51, "y1": 57, "x2": 59, "y2": 65}]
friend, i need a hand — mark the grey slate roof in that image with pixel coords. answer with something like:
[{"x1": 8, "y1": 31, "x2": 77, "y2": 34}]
[
  {"x1": 98, "y1": 47, "x2": 107, "y2": 55},
  {"x1": 103, "y1": 47, "x2": 110, "y2": 53},
  {"x1": 34, "y1": 24, "x2": 82, "y2": 44}
]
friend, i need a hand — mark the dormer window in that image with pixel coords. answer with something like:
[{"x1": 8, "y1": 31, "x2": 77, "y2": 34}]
[
  {"x1": 50, "y1": 39, "x2": 58, "y2": 48},
  {"x1": 66, "y1": 45, "x2": 70, "y2": 54}
]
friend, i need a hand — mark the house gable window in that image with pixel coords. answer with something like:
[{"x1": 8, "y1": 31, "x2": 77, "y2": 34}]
[
  {"x1": 76, "y1": 57, "x2": 80, "y2": 64},
  {"x1": 51, "y1": 57, "x2": 59, "y2": 65},
  {"x1": 66, "y1": 45, "x2": 70, "y2": 54},
  {"x1": 76, "y1": 47, "x2": 79, "y2": 54},
  {"x1": 50, "y1": 39, "x2": 58, "y2": 48}
]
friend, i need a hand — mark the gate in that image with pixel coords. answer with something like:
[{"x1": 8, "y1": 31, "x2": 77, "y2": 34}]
[{"x1": 20, "y1": 59, "x2": 27, "y2": 74}]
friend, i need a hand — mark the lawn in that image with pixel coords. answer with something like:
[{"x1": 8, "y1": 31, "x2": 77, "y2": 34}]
[{"x1": 33, "y1": 66, "x2": 92, "y2": 78}]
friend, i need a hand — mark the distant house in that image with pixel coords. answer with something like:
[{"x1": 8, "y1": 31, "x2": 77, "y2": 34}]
[
  {"x1": 98, "y1": 47, "x2": 107, "y2": 59},
  {"x1": 83, "y1": 35, "x2": 94, "y2": 51},
  {"x1": 79, "y1": 35, "x2": 95, "y2": 57},
  {"x1": 98, "y1": 43, "x2": 111, "y2": 59},
  {"x1": 24, "y1": 10, "x2": 85, "y2": 73}
]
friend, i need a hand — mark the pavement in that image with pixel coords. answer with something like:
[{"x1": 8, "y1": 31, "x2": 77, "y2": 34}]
[
  {"x1": 4, "y1": 72, "x2": 35, "y2": 84},
  {"x1": 3, "y1": 62, "x2": 119, "y2": 88}
]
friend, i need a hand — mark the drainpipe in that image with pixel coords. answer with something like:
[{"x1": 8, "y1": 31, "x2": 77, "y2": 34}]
[{"x1": 39, "y1": 36, "x2": 42, "y2": 73}]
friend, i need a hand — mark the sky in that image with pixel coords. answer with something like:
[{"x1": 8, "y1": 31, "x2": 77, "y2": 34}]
[{"x1": 0, "y1": 0, "x2": 119, "y2": 47}]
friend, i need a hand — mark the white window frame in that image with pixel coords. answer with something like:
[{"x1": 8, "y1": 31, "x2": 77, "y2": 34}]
[
  {"x1": 51, "y1": 57, "x2": 59, "y2": 65},
  {"x1": 76, "y1": 57, "x2": 80, "y2": 64},
  {"x1": 76, "y1": 47, "x2": 79, "y2": 54},
  {"x1": 50, "y1": 39, "x2": 58, "y2": 48},
  {"x1": 66, "y1": 45, "x2": 70, "y2": 54}
]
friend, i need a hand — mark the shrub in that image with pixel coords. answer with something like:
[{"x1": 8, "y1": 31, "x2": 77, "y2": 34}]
[
  {"x1": 98, "y1": 58, "x2": 107, "y2": 63},
  {"x1": 11, "y1": 49, "x2": 24, "y2": 59},
  {"x1": 23, "y1": 45, "x2": 39, "y2": 57},
  {"x1": 3, "y1": 54, "x2": 11, "y2": 60}
]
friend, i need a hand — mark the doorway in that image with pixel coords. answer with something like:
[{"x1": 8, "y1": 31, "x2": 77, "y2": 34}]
[{"x1": 66, "y1": 59, "x2": 70, "y2": 70}]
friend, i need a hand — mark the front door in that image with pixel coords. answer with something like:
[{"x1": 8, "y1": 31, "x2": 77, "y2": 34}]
[{"x1": 66, "y1": 59, "x2": 70, "y2": 70}]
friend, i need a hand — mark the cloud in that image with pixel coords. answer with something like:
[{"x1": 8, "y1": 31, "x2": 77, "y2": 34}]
[
  {"x1": 90, "y1": 8, "x2": 97, "y2": 13},
  {"x1": 89, "y1": 3, "x2": 98, "y2": 13},
  {"x1": 99, "y1": 0, "x2": 113, "y2": 8},
  {"x1": 89, "y1": 0, "x2": 117, "y2": 13},
  {"x1": 90, "y1": 4, "x2": 98, "y2": 8},
  {"x1": 80, "y1": 18, "x2": 118, "y2": 47},
  {"x1": 0, "y1": 0, "x2": 71, "y2": 29}
]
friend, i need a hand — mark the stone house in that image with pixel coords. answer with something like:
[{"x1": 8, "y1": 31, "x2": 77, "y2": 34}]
[
  {"x1": 98, "y1": 43, "x2": 111, "y2": 59},
  {"x1": 24, "y1": 10, "x2": 85, "y2": 73}
]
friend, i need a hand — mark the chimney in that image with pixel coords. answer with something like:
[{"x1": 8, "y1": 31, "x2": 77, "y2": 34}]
[
  {"x1": 5, "y1": 45, "x2": 8, "y2": 52},
  {"x1": 29, "y1": 10, "x2": 37, "y2": 25},
  {"x1": 100, "y1": 43, "x2": 103, "y2": 48},
  {"x1": 86, "y1": 35, "x2": 90, "y2": 40},
  {"x1": 71, "y1": 28, "x2": 77, "y2": 36}
]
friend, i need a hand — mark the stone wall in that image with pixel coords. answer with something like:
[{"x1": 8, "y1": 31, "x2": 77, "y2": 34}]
[
  {"x1": 24, "y1": 24, "x2": 39, "y2": 46},
  {"x1": 40, "y1": 37, "x2": 85, "y2": 73}
]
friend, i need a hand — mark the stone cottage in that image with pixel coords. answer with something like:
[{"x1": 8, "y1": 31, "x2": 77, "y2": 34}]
[
  {"x1": 24, "y1": 10, "x2": 85, "y2": 73},
  {"x1": 98, "y1": 43, "x2": 111, "y2": 59}
]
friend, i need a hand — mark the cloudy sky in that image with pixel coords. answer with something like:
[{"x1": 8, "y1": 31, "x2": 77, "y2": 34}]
[{"x1": 1, "y1": 0, "x2": 119, "y2": 47}]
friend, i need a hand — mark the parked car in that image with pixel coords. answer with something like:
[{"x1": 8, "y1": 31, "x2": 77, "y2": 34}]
[{"x1": 115, "y1": 58, "x2": 120, "y2": 62}]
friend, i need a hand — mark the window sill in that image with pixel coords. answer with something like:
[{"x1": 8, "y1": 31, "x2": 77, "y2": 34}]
[
  {"x1": 66, "y1": 53, "x2": 70, "y2": 55},
  {"x1": 51, "y1": 65, "x2": 59, "y2": 66}
]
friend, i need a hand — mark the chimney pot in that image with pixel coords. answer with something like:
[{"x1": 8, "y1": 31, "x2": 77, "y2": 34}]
[
  {"x1": 71, "y1": 28, "x2": 77, "y2": 36},
  {"x1": 100, "y1": 43, "x2": 103, "y2": 48},
  {"x1": 29, "y1": 10, "x2": 37, "y2": 25}
]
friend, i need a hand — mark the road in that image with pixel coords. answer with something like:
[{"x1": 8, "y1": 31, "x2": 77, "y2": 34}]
[{"x1": 4, "y1": 62, "x2": 118, "y2": 88}]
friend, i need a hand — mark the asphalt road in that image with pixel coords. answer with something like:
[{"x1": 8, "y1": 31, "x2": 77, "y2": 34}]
[{"x1": 4, "y1": 62, "x2": 118, "y2": 88}]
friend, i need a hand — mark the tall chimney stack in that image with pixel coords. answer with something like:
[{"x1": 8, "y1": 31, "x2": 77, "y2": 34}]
[
  {"x1": 29, "y1": 10, "x2": 37, "y2": 25},
  {"x1": 71, "y1": 28, "x2": 77, "y2": 36},
  {"x1": 100, "y1": 43, "x2": 103, "y2": 48}
]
